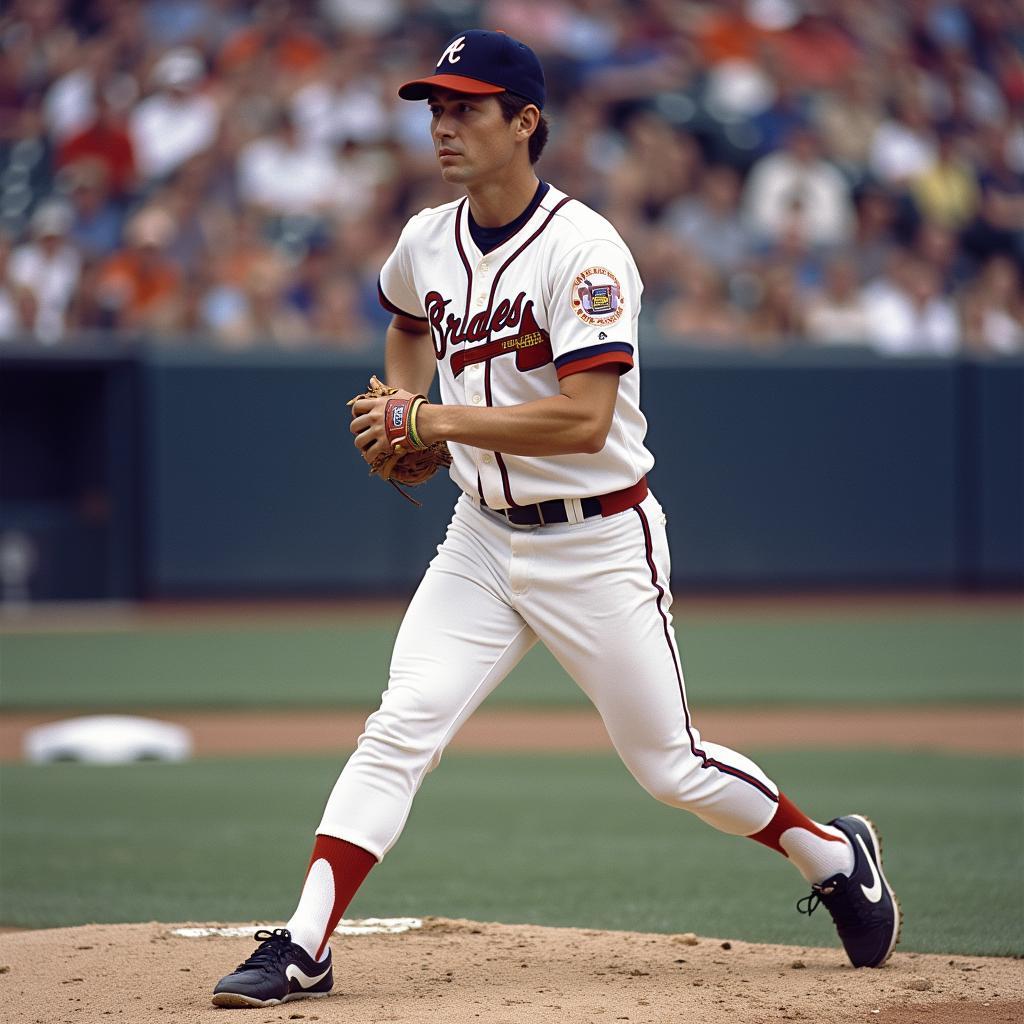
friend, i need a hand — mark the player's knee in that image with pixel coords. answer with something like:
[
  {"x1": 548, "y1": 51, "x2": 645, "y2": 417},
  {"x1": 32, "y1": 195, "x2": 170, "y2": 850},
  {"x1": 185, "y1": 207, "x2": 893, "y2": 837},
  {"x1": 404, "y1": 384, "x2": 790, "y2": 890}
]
[
  {"x1": 641, "y1": 780, "x2": 681, "y2": 807},
  {"x1": 632, "y1": 769, "x2": 686, "y2": 807},
  {"x1": 629, "y1": 752, "x2": 708, "y2": 808},
  {"x1": 359, "y1": 707, "x2": 436, "y2": 761}
]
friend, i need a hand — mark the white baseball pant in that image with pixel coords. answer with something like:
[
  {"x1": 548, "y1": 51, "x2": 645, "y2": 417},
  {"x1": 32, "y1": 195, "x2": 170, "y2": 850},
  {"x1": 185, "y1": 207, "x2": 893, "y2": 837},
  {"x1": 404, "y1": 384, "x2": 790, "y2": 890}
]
[{"x1": 318, "y1": 490, "x2": 780, "y2": 858}]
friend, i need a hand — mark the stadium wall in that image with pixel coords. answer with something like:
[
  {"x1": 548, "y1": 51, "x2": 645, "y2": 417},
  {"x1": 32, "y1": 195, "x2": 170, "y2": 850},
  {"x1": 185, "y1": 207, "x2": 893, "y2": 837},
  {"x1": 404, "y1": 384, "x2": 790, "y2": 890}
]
[{"x1": 1, "y1": 344, "x2": 1020, "y2": 598}]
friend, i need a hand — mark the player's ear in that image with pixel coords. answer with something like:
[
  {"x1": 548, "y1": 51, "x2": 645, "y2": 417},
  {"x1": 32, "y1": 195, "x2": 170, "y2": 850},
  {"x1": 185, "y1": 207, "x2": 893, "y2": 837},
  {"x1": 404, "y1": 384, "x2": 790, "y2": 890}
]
[{"x1": 515, "y1": 104, "x2": 540, "y2": 142}]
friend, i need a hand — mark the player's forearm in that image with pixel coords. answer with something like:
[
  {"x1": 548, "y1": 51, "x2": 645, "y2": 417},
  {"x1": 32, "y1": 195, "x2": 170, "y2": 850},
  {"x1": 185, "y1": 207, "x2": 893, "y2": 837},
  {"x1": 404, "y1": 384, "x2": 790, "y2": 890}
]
[
  {"x1": 384, "y1": 320, "x2": 435, "y2": 395},
  {"x1": 417, "y1": 395, "x2": 609, "y2": 456}
]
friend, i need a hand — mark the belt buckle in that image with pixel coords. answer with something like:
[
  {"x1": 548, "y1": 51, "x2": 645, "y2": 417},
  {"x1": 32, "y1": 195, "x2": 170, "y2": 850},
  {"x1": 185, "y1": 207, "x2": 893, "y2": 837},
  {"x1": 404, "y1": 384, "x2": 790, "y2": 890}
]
[
  {"x1": 503, "y1": 505, "x2": 527, "y2": 527},
  {"x1": 500, "y1": 506, "x2": 524, "y2": 528}
]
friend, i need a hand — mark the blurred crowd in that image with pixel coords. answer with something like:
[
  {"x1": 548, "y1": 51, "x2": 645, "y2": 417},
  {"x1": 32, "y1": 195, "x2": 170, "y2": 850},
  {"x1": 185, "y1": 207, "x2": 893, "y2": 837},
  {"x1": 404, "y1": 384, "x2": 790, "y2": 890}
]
[{"x1": 0, "y1": 0, "x2": 1022, "y2": 355}]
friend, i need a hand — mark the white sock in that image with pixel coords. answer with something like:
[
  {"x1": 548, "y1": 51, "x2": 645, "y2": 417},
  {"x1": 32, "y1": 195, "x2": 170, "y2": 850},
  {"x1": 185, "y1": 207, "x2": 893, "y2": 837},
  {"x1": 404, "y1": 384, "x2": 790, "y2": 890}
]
[
  {"x1": 284, "y1": 858, "x2": 334, "y2": 961},
  {"x1": 780, "y1": 824, "x2": 855, "y2": 884}
]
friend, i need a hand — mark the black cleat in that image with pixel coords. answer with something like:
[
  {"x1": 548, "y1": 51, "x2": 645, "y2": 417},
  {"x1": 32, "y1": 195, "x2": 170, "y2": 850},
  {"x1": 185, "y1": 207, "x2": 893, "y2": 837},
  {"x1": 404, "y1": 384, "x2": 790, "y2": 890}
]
[
  {"x1": 797, "y1": 814, "x2": 901, "y2": 968},
  {"x1": 212, "y1": 928, "x2": 333, "y2": 1008}
]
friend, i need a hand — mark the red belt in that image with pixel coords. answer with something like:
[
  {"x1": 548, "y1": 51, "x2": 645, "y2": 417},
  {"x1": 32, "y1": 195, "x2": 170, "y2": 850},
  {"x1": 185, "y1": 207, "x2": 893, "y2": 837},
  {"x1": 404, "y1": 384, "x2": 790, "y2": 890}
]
[{"x1": 484, "y1": 477, "x2": 648, "y2": 527}]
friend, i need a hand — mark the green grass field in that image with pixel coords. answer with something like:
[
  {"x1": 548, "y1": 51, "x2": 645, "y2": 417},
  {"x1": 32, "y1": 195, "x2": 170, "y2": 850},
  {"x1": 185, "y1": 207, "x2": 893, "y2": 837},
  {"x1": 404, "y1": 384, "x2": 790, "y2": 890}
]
[
  {"x1": 2, "y1": 604, "x2": 1022, "y2": 708},
  {"x1": 1, "y1": 750, "x2": 1021, "y2": 957},
  {"x1": 1, "y1": 600, "x2": 1021, "y2": 960}
]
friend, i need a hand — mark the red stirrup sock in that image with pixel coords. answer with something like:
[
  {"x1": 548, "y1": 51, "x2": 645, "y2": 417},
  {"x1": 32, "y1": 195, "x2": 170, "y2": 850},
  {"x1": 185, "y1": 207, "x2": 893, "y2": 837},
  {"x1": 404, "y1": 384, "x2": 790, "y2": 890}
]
[
  {"x1": 748, "y1": 792, "x2": 855, "y2": 884},
  {"x1": 284, "y1": 835, "x2": 378, "y2": 960}
]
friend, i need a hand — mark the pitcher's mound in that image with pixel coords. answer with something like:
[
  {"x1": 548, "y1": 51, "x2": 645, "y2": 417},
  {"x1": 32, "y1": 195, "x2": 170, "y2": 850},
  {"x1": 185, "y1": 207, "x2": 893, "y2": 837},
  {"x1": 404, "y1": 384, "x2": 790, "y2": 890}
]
[{"x1": 1, "y1": 918, "x2": 1020, "y2": 1023}]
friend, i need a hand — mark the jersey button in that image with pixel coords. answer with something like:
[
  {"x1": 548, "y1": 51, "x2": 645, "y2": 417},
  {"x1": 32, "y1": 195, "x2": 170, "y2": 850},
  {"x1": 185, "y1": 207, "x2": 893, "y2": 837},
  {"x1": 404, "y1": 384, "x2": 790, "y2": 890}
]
[
  {"x1": 472, "y1": 394, "x2": 482, "y2": 404},
  {"x1": 483, "y1": 454, "x2": 493, "y2": 464}
]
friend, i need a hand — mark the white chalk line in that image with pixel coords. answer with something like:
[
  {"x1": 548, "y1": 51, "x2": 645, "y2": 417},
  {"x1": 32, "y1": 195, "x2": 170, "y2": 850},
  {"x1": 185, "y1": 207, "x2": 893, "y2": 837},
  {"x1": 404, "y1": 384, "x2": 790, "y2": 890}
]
[{"x1": 172, "y1": 917, "x2": 422, "y2": 938}]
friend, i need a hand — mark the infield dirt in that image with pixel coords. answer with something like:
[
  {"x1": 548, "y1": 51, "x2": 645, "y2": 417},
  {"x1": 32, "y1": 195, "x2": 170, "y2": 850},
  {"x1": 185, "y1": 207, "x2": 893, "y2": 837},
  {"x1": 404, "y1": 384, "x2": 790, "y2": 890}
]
[
  {"x1": 1, "y1": 705, "x2": 1021, "y2": 761},
  {"x1": 1, "y1": 918, "x2": 1021, "y2": 1024}
]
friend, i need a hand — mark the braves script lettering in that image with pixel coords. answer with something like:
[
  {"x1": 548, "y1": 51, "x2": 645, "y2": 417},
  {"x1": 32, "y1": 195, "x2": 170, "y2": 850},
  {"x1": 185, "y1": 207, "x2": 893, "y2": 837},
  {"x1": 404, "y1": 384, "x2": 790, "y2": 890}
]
[{"x1": 423, "y1": 290, "x2": 552, "y2": 376}]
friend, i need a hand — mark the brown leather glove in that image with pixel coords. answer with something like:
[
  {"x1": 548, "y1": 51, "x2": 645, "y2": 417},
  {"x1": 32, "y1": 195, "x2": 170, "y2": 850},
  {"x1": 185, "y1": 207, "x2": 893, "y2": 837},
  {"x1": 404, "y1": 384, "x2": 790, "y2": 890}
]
[{"x1": 347, "y1": 375, "x2": 452, "y2": 505}]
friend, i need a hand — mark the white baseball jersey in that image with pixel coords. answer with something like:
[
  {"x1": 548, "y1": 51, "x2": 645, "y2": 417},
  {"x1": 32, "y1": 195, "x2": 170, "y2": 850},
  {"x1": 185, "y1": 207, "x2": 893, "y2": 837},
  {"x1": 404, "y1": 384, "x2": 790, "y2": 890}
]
[{"x1": 378, "y1": 184, "x2": 655, "y2": 508}]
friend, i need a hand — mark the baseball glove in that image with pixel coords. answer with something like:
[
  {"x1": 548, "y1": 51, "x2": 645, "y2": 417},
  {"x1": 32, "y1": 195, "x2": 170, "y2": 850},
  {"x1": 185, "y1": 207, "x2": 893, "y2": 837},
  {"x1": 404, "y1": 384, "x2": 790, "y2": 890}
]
[{"x1": 348, "y1": 375, "x2": 452, "y2": 505}]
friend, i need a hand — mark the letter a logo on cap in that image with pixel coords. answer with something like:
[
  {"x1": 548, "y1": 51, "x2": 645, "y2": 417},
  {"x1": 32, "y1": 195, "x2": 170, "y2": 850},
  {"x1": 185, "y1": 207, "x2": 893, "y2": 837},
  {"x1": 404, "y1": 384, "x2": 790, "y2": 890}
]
[{"x1": 438, "y1": 36, "x2": 466, "y2": 66}]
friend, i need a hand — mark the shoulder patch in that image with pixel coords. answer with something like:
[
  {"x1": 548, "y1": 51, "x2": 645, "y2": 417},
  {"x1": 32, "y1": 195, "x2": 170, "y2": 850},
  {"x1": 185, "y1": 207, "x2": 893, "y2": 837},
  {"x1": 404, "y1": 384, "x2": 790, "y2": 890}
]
[{"x1": 570, "y1": 267, "x2": 624, "y2": 326}]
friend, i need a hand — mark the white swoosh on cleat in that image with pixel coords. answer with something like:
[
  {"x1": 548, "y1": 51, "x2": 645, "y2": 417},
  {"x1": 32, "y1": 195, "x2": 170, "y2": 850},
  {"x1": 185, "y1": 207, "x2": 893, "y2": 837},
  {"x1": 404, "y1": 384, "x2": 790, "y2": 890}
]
[
  {"x1": 856, "y1": 834, "x2": 883, "y2": 903},
  {"x1": 285, "y1": 963, "x2": 331, "y2": 989}
]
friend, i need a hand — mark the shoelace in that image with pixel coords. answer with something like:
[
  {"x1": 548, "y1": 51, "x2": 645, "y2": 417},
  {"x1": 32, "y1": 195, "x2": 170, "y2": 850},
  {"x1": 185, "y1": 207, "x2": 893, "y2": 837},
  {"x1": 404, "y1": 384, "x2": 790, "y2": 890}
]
[
  {"x1": 797, "y1": 877, "x2": 868, "y2": 929},
  {"x1": 232, "y1": 928, "x2": 295, "y2": 973},
  {"x1": 796, "y1": 878, "x2": 840, "y2": 918},
  {"x1": 797, "y1": 891, "x2": 824, "y2": 916}
]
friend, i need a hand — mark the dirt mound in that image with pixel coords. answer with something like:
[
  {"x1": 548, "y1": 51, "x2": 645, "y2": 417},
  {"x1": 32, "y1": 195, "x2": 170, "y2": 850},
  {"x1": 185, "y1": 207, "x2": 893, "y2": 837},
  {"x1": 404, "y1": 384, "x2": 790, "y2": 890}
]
[{"x1": 2, "y1": 919, "x2": 1020, "y2": 1024}]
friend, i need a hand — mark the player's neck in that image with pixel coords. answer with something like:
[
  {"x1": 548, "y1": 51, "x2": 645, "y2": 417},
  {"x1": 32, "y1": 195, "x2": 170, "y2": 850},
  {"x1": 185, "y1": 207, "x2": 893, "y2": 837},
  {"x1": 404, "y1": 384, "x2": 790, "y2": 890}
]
[{"x1": 465, "y1": 169, "x2": 540, "y2": 228}]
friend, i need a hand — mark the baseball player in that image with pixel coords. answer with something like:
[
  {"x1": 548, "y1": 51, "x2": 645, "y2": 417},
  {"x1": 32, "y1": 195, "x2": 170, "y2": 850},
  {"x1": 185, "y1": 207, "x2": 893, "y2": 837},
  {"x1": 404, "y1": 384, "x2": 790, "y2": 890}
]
[{"x1": 213, "y1": 30, "x2": 899, "y2": 1009}]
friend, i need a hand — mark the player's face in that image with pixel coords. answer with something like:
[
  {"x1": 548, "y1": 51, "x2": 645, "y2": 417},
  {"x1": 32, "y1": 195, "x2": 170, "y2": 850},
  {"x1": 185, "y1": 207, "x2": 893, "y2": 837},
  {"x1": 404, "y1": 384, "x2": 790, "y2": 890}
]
[{"x1": 427, "y1": 90, "x2": 520, "y2": 187}]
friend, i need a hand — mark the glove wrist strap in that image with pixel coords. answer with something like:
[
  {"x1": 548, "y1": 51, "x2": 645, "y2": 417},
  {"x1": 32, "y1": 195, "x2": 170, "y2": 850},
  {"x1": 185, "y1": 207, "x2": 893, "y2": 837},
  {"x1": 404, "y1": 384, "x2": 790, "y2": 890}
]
[
  {"x1": 383, "y1": 393, "x2": 428, "y2": 452},
  {"x1": 408, "y1": 397, "x2": 427, "y2": 450}
]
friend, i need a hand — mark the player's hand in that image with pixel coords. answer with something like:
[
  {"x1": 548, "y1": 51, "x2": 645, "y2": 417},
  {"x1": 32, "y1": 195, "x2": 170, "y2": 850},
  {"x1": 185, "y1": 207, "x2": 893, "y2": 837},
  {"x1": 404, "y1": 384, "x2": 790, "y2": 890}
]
[
  {"x1": 350, "y1": 394, "x2": 387, "y2": 467},
  {"x1": 350, "y1": 388, "x2": 419, "y2": 467},
  {"x1": 345, "y1": 376, "x2": 450, "y2": 505}
]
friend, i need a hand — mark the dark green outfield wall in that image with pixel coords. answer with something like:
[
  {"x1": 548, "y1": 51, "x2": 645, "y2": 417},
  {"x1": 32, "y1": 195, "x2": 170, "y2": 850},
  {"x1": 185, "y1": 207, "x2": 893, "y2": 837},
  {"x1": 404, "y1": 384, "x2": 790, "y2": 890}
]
[
  {"x1": 648, "y1": 354, "x2": 961, "y2": 584},
  {"x1": 1, "y1": 345, "x2": 1020, "y2": 597}
]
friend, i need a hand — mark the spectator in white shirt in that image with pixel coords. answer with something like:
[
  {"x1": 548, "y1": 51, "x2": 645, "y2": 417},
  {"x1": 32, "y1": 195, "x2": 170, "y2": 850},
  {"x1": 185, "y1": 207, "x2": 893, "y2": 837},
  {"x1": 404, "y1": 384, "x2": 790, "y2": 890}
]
[
  {"x1": 237, "y1": 108, "x2": 341, "y2": 218},
  {"x1": 864, "y1": 256, "x2": 960, "y2": 355},
  {"x1": 129, "y1": 47, "x2": 219, "y2": 183},
  {"x1": 742, "y1": 125, "x2": 854, "y2": 249},
  {"x1": 8, "y1": 202, "x2": 82, "y2": 344},
  {"x1": 805, "y1": 254, "x2": 871, "y2": 346},
  {"x1": 290, "y1": 54, "x2": 391, "y2": 150},
  {"x1": 961, "y1": 256, "x2": 1024, "y2": 355},
  {"x1": 43, "y1": 38, "x2": 116, "y2": 143},
  {"x1": 0, "y1": 233, "x2": 32, "y2": 340},
  {"x1": 868, "y1": 94, "x2": 937, "y2": 188}
]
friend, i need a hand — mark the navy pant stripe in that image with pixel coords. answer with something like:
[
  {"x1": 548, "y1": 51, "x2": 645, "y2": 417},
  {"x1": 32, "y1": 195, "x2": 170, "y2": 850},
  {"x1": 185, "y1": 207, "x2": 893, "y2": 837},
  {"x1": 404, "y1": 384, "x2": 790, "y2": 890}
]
[{"x1": 633, "y1": 505, "x2": 778, "y2": 803}]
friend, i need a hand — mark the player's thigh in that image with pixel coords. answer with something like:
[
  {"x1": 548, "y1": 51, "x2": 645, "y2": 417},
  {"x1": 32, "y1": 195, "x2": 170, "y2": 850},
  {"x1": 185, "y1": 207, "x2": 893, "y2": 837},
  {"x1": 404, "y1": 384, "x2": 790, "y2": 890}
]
[
  {"x1": 386, "y1": 502, "x2": 537, "y2": 728},
  {"x1": 523, "y1": 493, "x2": 688, "y2": 751}
]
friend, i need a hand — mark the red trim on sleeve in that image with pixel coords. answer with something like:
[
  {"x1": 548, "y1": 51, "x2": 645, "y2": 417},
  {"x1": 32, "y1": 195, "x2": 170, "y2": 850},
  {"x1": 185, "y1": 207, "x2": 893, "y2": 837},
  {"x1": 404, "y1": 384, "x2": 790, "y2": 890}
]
[
  {"x1": 556, "y1": 351, "x2": 634, "y2": 379},
  {"x1": 377, "y1": 281, "x2": 426, "y2": 321}
]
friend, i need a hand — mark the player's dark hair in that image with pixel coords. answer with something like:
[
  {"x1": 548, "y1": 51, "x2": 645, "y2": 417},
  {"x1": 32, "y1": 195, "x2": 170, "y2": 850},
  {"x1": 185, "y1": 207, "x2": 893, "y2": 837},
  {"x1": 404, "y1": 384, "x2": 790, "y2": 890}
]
[{"x1": 496, "y1": 91, "x2": 549, "y2": 164}]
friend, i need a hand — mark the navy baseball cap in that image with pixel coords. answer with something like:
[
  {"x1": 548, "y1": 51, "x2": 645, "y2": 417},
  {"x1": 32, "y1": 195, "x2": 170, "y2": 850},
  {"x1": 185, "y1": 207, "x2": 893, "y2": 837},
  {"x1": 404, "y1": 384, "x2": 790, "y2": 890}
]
[{"x1": 398, "y1": 30, "x2": 545, "y2": 110}]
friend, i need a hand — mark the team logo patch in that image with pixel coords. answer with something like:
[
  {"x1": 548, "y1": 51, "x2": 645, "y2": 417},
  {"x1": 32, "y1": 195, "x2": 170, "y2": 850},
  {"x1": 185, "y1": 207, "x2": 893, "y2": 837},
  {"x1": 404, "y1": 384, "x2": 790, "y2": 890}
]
[{"x1": 571, "y1": 267, "x2": 623, "y2": 326}]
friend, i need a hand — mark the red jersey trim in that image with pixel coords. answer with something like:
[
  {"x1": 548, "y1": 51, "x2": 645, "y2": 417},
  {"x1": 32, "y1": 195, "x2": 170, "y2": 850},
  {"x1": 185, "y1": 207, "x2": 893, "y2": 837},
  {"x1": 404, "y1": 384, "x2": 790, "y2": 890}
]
[
  {"x1": 454, "y1": 199, "x2": 473, "y2": 326},
  {"x1": 377, "y1": 280, "x2": 426, "y2": 321},
  {"x1": 556, "y1": 351, "x2": 634, "y2": 379}
]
